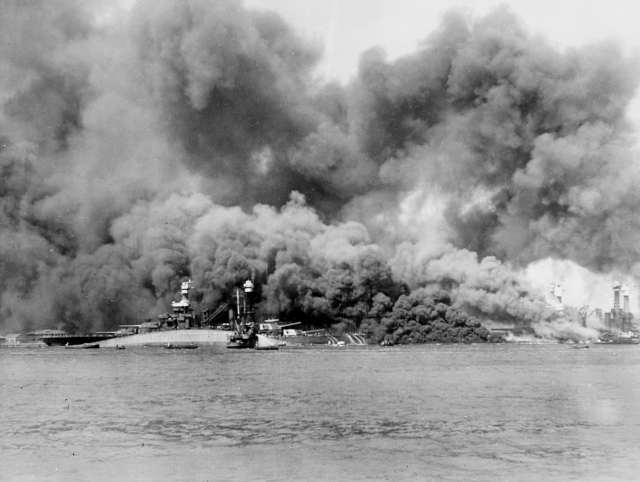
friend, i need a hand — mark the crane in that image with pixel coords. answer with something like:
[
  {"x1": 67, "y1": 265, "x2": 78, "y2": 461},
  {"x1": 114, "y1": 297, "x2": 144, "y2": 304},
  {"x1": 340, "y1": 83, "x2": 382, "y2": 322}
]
[{"x1": 578, "y1": 305, "x2": 598, "y2": 327}]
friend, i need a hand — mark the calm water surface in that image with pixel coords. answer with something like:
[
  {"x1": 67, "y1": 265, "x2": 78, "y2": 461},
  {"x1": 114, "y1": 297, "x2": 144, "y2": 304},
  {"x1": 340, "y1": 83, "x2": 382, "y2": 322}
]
[{"x1": 1, "y1": 344, "x2": 639, "y2": 481}]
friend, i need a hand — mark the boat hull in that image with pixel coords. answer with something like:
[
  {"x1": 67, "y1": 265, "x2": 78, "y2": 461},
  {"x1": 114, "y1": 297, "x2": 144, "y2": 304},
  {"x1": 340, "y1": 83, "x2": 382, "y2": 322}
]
[
  {"x1": 98, "y1": 329, "x2": 233, "y2": 347},
  {"x1": 279, "y1": 334, "x2": 367, "y2": 346},
  {"x1": 43, "y1": 335, "x2": 115, "y2": 346},
  {"x1": 165, "y1": 342, "x2": 198, "y2": 349},
  {"x1": 595, "y1": 339, "x2": 640, "y2": 345},
  {"x1": 65, "y1": 343, "x2": 100, "y2": 349}
]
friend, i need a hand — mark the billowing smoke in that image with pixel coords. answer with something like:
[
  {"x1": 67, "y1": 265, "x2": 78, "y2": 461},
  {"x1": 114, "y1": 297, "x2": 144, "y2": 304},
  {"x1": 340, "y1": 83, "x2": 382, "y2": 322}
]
[{"x1": 1, "y1": 1, "x2": 638, "y2": 340}]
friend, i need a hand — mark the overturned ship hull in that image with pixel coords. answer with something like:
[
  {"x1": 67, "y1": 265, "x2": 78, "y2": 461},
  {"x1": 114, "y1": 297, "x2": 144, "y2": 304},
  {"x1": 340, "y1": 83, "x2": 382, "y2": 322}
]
[{"x1": 279, "y1": 333, "x2": 367, "y2": 346}]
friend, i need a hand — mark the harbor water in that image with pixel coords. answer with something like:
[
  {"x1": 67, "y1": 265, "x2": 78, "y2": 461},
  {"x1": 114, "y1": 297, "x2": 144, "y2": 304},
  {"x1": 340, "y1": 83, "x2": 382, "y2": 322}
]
[{"x1": 1, "y1": 343, "x2": 639, "y2": 481}]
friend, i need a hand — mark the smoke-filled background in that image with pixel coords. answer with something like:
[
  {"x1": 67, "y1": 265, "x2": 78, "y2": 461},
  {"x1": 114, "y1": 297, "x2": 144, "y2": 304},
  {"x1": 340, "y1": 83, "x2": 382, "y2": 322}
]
[{"x1": 1, "y1": 0, "x2": 639, "y2": 340}]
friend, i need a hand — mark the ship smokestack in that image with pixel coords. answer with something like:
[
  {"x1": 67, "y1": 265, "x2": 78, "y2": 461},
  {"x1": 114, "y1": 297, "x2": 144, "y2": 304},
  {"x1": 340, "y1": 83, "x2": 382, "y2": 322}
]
[{"x1": 621, "y1": 284, "x2": 633, "y2": 332}]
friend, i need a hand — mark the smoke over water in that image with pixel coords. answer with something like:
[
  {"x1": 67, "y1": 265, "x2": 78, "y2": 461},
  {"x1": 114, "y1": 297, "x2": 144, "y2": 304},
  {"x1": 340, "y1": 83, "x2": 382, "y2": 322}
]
[{"x1": 1, "y1": 0, "x2": 638, "y2": 340}]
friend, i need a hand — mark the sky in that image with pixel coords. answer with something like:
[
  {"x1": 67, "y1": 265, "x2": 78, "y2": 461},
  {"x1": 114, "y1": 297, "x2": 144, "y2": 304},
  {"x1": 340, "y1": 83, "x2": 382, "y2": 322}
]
[
  {"x1": 243, "y1": 0, "x2": 640, "y2": 83},
  {"x1": 242, "y1": 0, "x2": 640, "y2": 311},
  {"x1": 244, "y1": 0, "x2": 640, "y2": 130}
]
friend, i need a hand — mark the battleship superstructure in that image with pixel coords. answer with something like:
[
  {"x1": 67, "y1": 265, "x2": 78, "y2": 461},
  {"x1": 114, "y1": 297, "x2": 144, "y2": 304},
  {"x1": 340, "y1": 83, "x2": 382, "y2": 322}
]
[
  {"x1": 98, "y1": 280, "x2": 233, "y2": 347},
  {"x1": 603, "y1": 282, "x2": 634, "y2": 332},
  {"x1": 598, "y1": 282, "x2": 639, "y2": 343},
  {"x1": 226, "y1": 279, "x2": 259, "y2": 349},
  {"x1": 546, "y1": 282, "x2": 565, "y2": 312}
]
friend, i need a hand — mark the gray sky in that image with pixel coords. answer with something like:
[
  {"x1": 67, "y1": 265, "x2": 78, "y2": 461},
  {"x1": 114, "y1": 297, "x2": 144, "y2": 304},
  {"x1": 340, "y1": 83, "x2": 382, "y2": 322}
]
[{"x1": 243, "y1": 0, "x2": 640, "y2": 83}]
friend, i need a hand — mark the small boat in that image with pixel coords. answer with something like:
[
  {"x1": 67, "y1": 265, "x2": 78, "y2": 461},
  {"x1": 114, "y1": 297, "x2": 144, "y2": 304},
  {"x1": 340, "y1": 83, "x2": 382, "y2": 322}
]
[
  {"x1": 254, "y1": 345, "x2": 278, "y2": 351},
  {"x1": 115, "y1": 345, "x2": 125, "y2": 350},
  {"x1": 571, "y1": 345, "x2": 589, "y2": 349},
  {"x1": 254, "y1": 334, "x2": 279, "y2": 350},
  {"x1": 65, "y1": 342, "x2": 100, "y2": 349},
  {"x1": 165, "y1": 342, "x2": 198, "y2": 349}
]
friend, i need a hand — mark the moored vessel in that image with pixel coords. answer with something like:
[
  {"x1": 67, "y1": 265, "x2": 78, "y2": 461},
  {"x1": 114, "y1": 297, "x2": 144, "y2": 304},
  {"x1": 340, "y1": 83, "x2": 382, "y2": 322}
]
[
  {"x1": 165, "y1": 342, "x2": 198, "y2": 349},
  {"x1": 99, "y1": 280, "x2": 233, "y2": 348},
  {"x1": 64, "y1": 342, "x2": 100, "y2": 349},
  {"x1": 595, "y1": 332, "x2": 640, "y2": 344}
]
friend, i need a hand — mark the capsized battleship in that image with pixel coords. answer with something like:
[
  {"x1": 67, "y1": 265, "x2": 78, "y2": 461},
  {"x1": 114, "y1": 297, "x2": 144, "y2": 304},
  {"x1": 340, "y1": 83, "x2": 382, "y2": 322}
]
[{"x1": 258, "y1": 321, "x2": 366, "y2": 346}]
